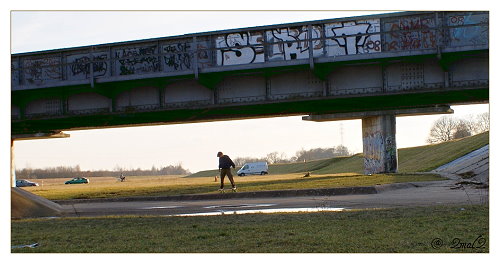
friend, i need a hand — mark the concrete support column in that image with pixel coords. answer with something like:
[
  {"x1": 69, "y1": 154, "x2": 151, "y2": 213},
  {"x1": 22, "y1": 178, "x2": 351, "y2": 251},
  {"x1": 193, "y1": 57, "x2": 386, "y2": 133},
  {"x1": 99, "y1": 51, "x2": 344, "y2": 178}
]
[
  {"x1": 11, "y1": 140, "x2": 16, "y2": 187},
  {"x1": 362, "y1": 114, "x2": 398, "y2": 174}
]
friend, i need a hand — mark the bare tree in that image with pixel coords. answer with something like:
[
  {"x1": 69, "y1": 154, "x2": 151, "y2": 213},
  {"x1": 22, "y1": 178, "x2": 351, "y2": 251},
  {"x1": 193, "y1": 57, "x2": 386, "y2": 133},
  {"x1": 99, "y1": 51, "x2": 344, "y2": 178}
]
[
  {"x1": 266, "y1": 152, "x2": 288, "y2": 164},
  {"x1": 427, "y1": 116, "x2": 459, "y2": 143},
  {"x1": 266, "y1": 152, "x2": 280, "y2": 164},
  {"x1": 453, "y1": 121, "x2": 472, "y2": 139},
  {"x1": 233, "y1": 156, "x2": 266, "y2": 166},
  {"x1": 475, "y1": 112, "x2": 490, "y2": 133},
  {"x1": 427, "y1": 112, "x2": 489, "y2": 144},
  {"x1": 457, "y1": 115, "x2": 477, "y2": 135},
  {"x1": 334, "y1": 145, "x2": 351, "y2": 156},
  {"x1": 232, "y1": 145, "x2": 353, "y2": 166},
  {"x1": 457, "y1": 112, "x2": 489, "y2": 135}
]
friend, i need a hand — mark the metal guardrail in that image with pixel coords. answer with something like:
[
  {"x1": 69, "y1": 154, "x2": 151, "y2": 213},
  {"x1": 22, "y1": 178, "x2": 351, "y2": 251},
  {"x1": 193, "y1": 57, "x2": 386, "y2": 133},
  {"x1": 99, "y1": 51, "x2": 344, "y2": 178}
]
[{"x1": 11, "y1": 11, "x2": 489, "y2": 90}]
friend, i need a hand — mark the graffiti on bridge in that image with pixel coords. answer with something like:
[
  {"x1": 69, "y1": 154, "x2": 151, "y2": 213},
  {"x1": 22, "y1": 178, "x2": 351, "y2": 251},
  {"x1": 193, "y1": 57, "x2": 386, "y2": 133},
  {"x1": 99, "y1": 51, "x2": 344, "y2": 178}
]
[
  {"x1": 114, "y1": 45, "x2": 160, "y2": 75},
  {"x1": 384, "y1": 15, "x2": 437, "y2": 51},
  {"x1": 11, "y1": 61, "x2": 19, "y2": 85},
  {"x1": 447, "y1": 13, "x2": 488, "y2": 46},
  {"x1": 267, "y1": 25, "x2": 323, "y2": 61},
  {"x1": 216, "y1": 32, "x2": 265, "y2": 66},
  {"x1": 162, "y1": 42, "x2": 191, "y2": 71},
  {"x1": 325, "y1": 19, "x2": 381, "y2": 55},
  {"x1": 67, "y1": 53, "x2": 109, "y2": 80},
  {"x1": 13, "y1": 12, "x2": 488, "y2": 85},
  {"x1": 23, "y1": 57, "x2": 62, "y2": 84}
]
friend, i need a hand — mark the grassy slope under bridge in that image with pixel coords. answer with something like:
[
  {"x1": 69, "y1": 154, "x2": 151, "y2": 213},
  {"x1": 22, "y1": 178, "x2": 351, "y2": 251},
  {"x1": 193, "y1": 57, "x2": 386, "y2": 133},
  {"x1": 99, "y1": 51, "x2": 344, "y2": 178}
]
[
  {"x1": 188, "y1": 131, "x2": 489, "y2": 177},
  {"x1": 24, "y1": 132, "x2": 488, "y2": 200}
]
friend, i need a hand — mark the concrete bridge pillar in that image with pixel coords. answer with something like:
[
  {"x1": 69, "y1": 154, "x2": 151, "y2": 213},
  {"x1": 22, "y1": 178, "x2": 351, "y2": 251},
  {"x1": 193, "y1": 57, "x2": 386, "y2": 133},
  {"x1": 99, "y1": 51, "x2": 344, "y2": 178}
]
[
  {"x1": 303, "y1": 106, "x2": 454, "y2": 175},
  {"x1": 11, "y1": 140, "x2": 16, "y2": 187},
  {"x1": 362, "y1": 115, "x2": 397, "y2": 174}
]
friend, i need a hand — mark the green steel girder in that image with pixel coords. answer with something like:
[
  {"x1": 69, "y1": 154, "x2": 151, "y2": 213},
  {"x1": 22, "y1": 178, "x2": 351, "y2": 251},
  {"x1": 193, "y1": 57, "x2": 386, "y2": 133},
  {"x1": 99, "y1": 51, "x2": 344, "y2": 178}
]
[{"x1": 12, "y1": 87, "x2": 488, "y2": 135}]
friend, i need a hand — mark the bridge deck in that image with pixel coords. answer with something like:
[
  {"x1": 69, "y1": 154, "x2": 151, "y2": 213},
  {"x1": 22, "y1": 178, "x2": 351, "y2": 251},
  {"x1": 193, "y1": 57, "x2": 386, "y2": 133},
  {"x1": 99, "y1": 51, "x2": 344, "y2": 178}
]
[{"x1": 11, "y1": 11, "x2": 489, "y2": 134}]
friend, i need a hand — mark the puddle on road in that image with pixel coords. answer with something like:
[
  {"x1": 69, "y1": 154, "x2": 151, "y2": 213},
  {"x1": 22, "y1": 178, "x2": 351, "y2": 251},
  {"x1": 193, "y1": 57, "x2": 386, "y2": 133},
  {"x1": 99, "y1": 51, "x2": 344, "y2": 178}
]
[
  {"x1": 168, "y1": 207, "x2": 345, "y2": 217},
  {"x1": 203, "y1": 203, "x2": 277, "y2": 209},
  {"x1": 139, "y1": 206, "x2": 183, "y2": 210}
]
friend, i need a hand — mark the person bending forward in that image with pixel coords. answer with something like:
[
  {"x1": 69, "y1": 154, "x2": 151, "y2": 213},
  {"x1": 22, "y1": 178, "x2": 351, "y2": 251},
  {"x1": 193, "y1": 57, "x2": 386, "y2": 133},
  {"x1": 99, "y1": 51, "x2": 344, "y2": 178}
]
[{"x1": 217, "y1": 151, "x2": 236, "y2": 191}]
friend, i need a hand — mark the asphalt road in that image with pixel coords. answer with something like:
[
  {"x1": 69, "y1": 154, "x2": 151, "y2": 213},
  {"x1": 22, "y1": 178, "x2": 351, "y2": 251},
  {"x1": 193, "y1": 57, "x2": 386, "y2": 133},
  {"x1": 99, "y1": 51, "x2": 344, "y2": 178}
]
[{"x1": 60, "y1": 180, "x2": 488, "y2": 217}]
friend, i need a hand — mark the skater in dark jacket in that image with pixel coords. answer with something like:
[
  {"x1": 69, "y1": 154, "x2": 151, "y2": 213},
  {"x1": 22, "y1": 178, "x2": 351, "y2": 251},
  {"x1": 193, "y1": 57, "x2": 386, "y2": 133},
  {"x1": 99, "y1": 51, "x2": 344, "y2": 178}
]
[{"x1": 217, "y1": 151, "x2": 237, "y2": 192}]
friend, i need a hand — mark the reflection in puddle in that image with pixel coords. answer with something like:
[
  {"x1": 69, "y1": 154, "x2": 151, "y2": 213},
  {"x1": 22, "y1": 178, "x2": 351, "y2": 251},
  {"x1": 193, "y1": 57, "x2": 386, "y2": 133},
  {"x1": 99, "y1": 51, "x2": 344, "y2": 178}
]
[
  {"x1": 203, "y1": 203, "x2": 277, "y2": 209},
  {"x1": 139, "y1": 206, "x2": 183, "y2": 210},
  {"x1": 169, "y1": 207, "x2": 345, "y2": 217}
]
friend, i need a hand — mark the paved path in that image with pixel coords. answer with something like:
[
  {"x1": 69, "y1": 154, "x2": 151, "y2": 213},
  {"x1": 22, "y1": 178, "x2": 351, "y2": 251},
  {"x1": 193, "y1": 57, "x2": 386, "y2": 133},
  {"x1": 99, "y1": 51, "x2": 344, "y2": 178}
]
[
  {"x1": 60, "y1": 180, "x2": 488, "y2": 217},
  {"x1": 433, "y1": 145, "x2": 489, "y2": 184}
]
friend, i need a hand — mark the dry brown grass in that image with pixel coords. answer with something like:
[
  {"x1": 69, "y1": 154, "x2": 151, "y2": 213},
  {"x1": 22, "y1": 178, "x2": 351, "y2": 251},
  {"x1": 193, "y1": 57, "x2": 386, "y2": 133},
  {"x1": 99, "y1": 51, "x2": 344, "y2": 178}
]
[{"x1": 24, "y1": 172, "x2": 442, "y2": 200}]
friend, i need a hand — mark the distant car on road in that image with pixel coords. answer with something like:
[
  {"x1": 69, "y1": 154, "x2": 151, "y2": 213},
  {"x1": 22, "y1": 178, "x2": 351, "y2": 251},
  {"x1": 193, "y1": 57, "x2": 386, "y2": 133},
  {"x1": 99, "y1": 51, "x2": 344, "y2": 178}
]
[
  {"x1": 16, "y1": 179, "x2": 39, "y2": 187},
  {"x1": 65, "y1": 177, "x2": 89, "y2": 184}
]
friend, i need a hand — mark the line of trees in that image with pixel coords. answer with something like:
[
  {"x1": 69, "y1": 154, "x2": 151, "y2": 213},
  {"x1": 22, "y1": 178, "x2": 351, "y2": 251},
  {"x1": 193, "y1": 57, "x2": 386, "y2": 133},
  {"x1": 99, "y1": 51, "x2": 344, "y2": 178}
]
[
  {"x1": 16, "y1": 163, "x2": 190, "y2": 179},
  {"x1": 17, "y1": 146, "x2": 351, "y2": 179},
  {"x1": 232, "y1": 145, "x2": 352, "y2": 166},
  {"x1": 427, "y1": 112, "x2": 489, "y2": 144}
]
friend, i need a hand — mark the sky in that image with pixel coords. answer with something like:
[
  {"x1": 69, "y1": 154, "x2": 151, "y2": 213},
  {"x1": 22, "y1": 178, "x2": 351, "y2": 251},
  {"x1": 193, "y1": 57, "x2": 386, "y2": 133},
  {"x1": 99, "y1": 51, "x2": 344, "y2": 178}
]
[{"x1": 7, "y1": 8, "x2": 492, "y2": 174}]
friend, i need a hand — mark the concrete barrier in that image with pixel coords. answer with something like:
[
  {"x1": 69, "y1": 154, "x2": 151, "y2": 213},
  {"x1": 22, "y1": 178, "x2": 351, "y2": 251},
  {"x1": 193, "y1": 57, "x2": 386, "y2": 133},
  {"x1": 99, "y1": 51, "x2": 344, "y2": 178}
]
[{"x1": 11, "y1": 187, "x2": 65, "y2": 219}]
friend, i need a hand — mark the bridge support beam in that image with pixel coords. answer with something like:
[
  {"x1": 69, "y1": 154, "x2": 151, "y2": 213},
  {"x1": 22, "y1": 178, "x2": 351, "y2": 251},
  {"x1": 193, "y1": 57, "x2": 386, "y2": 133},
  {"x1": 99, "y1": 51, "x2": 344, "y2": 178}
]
[
  {"x1": 303, "y1": 106, "x2": 454, "y2": 175},
  {"x1": 362, "y1": 115, "x2": 397, "y2": 174}
]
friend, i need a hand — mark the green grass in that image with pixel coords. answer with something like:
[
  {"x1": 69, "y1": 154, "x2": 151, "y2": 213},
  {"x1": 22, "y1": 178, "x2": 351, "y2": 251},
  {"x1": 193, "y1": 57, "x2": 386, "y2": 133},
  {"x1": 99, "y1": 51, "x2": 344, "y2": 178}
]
[
  {"x1": 23, "y1": 132, "x2": 487, "y2": 200},
  {"x1": 11, "y1": 205, "x2": 488, "y2": 253},
  {"x1": 30, "y1": 173, "x2": 443, "y2": 200},
  {"x1": 398, "y1": 131, "x2": 489, "y2": 172},
  {"x1": 188, "y1": 131, "x2": 489, "y2": 177},
  {"x1": 221, "y1": 173, "x2": 442, "y2": 192}
]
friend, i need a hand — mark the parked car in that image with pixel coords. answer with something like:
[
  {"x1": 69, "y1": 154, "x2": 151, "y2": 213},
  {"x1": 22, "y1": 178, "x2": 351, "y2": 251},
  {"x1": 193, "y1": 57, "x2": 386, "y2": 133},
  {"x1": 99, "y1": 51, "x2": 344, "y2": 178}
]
[
  {"x1": 237, "y1": 162, "x2": 269, "y2": 176},
  {"x1": 15, "y1": 179, "x2": 39, "y2": 187},
  {"x1": 65, "y1": 177, "x2": 89, "y2": 184}
]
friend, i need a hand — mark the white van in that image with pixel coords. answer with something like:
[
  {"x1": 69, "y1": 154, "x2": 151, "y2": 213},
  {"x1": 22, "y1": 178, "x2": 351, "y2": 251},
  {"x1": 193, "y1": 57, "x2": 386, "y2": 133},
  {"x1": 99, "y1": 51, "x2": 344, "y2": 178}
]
[{"x1": 237, "y1": 162, "x2": 269, "y2": 176}]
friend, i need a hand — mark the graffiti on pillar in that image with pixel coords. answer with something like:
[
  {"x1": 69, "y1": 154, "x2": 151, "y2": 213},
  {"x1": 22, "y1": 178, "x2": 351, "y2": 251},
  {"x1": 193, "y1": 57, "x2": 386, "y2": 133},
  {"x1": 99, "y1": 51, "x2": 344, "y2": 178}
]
[
  {"x1": 325, "y1": 19, "x2": 381, "y2": 56},
  {"x1": 266, "y1": 25, "x2": 323, "y2": 61},
  {"x1": 162, "y1": 42, "x2": 192, "y2": 71},
  {"x1": 216, "y1": 32, "x2": 265, "y2": 66},
  {"x1": 362, "y1": 132, "x2": 385, "y2": 174},
  {"x1": 23, "y1": 57, "x2": 62, "y2": 84},
  {"x1": 447, "y1": 13, "x2": 488, "y2": 46},
  {"x1": 67, "y1": 53, "x2": 109, "y2": 80},
  {"x1": 383, "y1": 15, "x2": 437, "y2": 51},
  {"x1": 363, "y1": 131, "x2": 398, "y2": 174},
  {"x1": 385, "y1": 136, "x2": 397, "y2": 170},
  {"x1": 114, "y1": 45, "x2": 160, "y2": 75}
]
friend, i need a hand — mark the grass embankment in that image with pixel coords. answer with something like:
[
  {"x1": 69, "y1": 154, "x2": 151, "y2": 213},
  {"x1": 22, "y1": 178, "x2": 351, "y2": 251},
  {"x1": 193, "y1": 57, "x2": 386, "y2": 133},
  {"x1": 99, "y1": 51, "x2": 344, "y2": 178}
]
[
  {"x1": 189, "y1": 131, "x2": 489, "y2": 177},
  {"x1": 23, "y1": 132, "x2": 488, "y2": 200},
  {"x1": 26, "y1": 173, "x2": 441, "y2": 200},
  {"x1": 11, "y1": 205, "x2": 488, "y2": 253}
]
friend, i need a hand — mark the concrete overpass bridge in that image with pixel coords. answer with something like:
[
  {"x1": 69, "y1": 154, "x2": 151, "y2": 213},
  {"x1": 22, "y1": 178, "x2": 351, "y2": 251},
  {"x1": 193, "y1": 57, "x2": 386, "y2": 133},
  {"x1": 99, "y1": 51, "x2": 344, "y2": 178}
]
[{"x1": 11, "y1": 11, "x2": 488, "y2": 181}]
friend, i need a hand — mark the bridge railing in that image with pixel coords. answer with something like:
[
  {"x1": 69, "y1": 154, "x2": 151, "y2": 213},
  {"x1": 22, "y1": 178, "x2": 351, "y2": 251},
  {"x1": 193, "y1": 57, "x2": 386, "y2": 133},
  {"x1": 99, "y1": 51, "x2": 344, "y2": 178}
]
[{"x1": 11, "y1": 11, "x2": 488, "y2": 91}]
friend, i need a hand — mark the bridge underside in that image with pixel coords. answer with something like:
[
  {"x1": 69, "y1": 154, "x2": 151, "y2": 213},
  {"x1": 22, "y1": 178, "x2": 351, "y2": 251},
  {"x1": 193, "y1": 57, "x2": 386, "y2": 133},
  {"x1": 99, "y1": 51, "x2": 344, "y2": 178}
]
[{"x1": 12, "y1": 86, "x2": 487, "y2": 135}]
